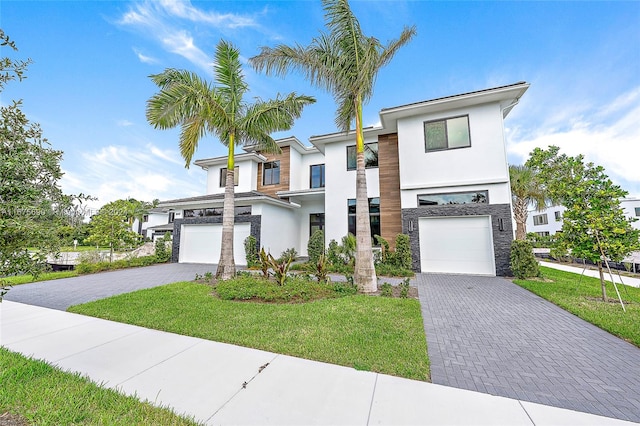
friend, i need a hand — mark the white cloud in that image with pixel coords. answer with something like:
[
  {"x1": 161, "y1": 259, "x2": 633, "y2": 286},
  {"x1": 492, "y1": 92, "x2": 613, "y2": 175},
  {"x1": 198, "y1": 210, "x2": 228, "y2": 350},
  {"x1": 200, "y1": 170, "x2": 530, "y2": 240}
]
[
  {"x1": 60, "y1": 144, "x2": 203, "y2": 208},
  {"x1": 116, "y1": 119, "x2": 134, "y2": 127},
  {"x1": 507, "y1": 86, "x2": 640, "y2": 197},
  {"x1": 117, "y1": 0, "x2": 261, "y2": 72},
  {"x1": 133, "y1": 47, "x2": 159, "y2": 65}
]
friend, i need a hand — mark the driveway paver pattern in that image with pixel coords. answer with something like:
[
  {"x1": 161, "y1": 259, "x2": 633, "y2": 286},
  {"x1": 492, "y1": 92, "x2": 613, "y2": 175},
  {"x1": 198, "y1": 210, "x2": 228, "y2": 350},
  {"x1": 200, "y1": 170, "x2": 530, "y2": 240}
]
[
  {"x1": 4, "y1": 263, "x2": 217, "y2": 310},
  {"x1": 417, "y1": 274, "x2": 640, "y2": 423}
]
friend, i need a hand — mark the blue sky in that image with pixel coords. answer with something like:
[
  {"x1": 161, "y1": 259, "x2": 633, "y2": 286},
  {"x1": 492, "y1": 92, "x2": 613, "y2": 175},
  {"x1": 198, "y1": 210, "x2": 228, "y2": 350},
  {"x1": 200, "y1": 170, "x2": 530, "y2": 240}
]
[{"x1": 2, "y1": 0, "x2": 639, "y2": 209}]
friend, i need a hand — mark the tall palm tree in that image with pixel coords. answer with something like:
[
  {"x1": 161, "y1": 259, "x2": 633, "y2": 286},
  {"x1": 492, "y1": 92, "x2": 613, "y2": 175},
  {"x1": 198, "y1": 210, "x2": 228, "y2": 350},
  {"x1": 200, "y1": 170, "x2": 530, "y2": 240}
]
[
  {"x1": 509, "y1": 164, "x2": 547, "y2": 240},
  {"x1": 250, "y1": 0, "x2": 416, "y2": 292},
  {"x1": 147, "y1": 40, "x2": 315, "y2": 280}
]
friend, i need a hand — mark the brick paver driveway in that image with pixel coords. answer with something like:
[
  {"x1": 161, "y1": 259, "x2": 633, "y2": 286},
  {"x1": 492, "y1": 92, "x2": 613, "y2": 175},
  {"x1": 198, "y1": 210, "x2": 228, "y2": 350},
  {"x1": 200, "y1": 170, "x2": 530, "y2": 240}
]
[
  {"x1": 4, "y1": 263, "x2": 216, "y2": 310},
  {"x1": 417, "y1": 274, "x2": 640, "y2": 423}
]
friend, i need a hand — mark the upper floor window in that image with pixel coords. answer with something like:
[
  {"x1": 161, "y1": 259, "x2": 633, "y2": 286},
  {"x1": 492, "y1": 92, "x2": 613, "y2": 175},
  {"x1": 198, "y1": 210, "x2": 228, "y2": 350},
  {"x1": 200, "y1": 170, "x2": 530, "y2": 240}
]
[
  {"x1": 143, "y1": 214, "x2": 149, "y2": 222},
  {"x1": 554, "y1": 211, "x2": 562, "y2": 221},
  {"x1": 417, "y1": 190, "x2": 488, "y2": 206},
  {"x1": 347, "y1": 142, "x2": 378, "y2": 171},
  {"x1": 219, "y1": 166, "x2": 239, "y2": 187},
  {"x1": 635, "y1": 207, "x2": 640, "y2": 217},
  {"x1": 310, "y1": 164, "x2": 325, "y2": 188},
  {"x1": 533, "y1": 214, "x2": 548, "y2": 226},
  {"x1": 424, "y1": 115, "x2": 471, "y2": 152},
  {"x1": 168, "y1": 212, "x2": 175, "y2": 223},
  {"x1": 263, "y1": 161, "x2": 280, "y2": 185}
]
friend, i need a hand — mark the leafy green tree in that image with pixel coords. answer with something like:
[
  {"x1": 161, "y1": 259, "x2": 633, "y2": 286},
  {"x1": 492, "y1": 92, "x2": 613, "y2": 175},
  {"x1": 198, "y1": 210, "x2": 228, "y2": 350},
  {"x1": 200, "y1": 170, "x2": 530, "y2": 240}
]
[
  {"x1": 85, "y1": 200, "x2": 143, "y2": 262},
  {"x1": 250, "y1": 0, "x2": 416, "y2": 292},
  {"x1": 0, "y1": 30, "x2": 88, "y2": 299},
  {"x1": 147, "y1": 40, "x2": 314, "y2": 280},
  {"x1": 509, "y1": 164, "x2": 547, "y2": 240},
  {"x1": 527, "y1": 146, "x2": 640, "y2": 301}
]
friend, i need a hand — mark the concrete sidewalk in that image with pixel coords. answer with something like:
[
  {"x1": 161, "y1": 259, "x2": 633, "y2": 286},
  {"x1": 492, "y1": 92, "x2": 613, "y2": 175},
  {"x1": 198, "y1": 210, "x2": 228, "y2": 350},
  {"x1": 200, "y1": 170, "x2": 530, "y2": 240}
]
[
  {"x1": 541, "y1": 261, "x2": 640, "y2": 288},
  {"x1": 1, "y1": 301, "x2": 635, "y2": 425}
]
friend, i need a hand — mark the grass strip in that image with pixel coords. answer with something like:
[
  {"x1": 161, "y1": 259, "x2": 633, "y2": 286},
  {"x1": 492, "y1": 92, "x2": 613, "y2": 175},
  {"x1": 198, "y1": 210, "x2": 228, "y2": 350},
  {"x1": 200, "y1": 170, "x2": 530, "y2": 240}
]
[
  {"x1": 2, "y1": 270, "x2": 78, "y2": 286},
  {"x1": 69, "y1": 281, "x2": 430, "y2": 381},
  {"x1": 514, "y1": 266, "x2": 640, "y2": 347},
  {"x1": 0, "y1": 348, "x2": 199, "y2": 425}
]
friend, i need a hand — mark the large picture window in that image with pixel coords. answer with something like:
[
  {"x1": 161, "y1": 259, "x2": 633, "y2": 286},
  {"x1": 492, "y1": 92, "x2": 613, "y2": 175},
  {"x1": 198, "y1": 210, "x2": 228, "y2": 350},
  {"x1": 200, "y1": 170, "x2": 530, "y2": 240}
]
[
  {"x1": 263, "y1": 161, "x2": 280, "y2": 185},
  {"x1": 310, "y1": 164, "x2": 325, "y2": 188},
  {"x1": 347, "y1": 198, "x2": 380, "y2": 242},
  {"x1": 347, "y1": 142, "x2": 378, "y2": 171},
  {"x1": 219, "y1": 166, "x2": 239, "y2": 187},
  {"x1": 424, "y1": 115, "x2": 470, "y2": 152},
  {"x1": 417, "y1": 191, "x2": 488, "y2": 206},
  {"x1": 183, "y1": 206, "x2": 252, "y2": 218}
]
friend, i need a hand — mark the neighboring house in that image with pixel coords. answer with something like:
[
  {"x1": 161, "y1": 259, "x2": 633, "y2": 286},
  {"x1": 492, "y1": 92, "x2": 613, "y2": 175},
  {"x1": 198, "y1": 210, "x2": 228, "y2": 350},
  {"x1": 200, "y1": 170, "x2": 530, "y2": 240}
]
[
  {"x1": 158, "y1": 82, "x2": 529, "y2": 276},
  {"x1": 527, "y1": 198, "x2": 640, "y2": 236},
  {"x1": 131, "y1": 209, "x2": 172, "y2": 241}
]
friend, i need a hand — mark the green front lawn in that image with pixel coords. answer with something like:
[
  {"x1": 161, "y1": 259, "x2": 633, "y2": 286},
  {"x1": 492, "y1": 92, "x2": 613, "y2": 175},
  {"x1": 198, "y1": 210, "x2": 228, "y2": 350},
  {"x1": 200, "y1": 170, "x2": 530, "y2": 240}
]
[
  {"x1": 69, "y1": 281, "x2": 429, "y2": 381},
  {"x1": 0, "y1": 348, "x2": 199, "y2": 425},
  {"x1": 514, "y1": 266, "x2": 640, "y2": 347}
]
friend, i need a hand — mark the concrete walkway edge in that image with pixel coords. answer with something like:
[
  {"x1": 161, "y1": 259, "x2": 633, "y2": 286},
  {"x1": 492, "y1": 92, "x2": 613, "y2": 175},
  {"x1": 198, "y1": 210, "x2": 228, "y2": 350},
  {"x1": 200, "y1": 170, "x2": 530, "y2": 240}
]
[{"x1": 2, "y1": 301, "x2": 635, "y2": 425}]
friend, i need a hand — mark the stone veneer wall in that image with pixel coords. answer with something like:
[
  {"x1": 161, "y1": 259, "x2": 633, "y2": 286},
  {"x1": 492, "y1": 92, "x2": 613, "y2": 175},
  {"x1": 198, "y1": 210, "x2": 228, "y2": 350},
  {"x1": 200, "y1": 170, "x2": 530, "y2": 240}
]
[
  {"x1": 171, "y1": 215, "x2": 262, "y2": 263},
  {"x1": 401, "y1": 204, "x2": 513, "y2": 276}
]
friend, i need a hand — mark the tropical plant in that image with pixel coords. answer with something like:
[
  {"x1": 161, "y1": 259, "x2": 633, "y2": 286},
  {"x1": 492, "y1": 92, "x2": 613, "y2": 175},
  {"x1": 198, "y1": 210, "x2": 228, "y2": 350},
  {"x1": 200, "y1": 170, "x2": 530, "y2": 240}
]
[
  {"x1": 244, "y1": 235, "x2": 259, "y2": 268},
  {"x1": 307, "y1": 229, "x2": 325, "y2": 264},
  {"x1": 147, "y1": 40, "x2": 314, "y2": 280},
  {"x1": 510, "y1": 240, "x2": 540, "y2": 279},
  {"x1": 250, "y1": 0, "x2": 416, "y2": 292},
  {"x1": 509, "y1": 164, "x2": 547, "y2": 240}
]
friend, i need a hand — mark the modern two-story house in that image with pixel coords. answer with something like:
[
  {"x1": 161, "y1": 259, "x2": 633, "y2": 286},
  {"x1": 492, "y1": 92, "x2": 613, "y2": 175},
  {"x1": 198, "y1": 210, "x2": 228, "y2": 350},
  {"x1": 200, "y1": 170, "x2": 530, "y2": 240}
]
[{"x1": 158, "y1": 82, "x2": 529, "y2": 276}]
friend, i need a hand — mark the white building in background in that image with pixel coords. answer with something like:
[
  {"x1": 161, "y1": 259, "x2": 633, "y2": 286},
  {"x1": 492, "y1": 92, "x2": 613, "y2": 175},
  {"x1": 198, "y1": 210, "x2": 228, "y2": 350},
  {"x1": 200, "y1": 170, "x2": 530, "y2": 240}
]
[
  {"x1": 156, "y1": 82, "x2": 529, "y2": 276},
  {"x1": 526, "y1": 199, "x2": 640, "y2": 237}
]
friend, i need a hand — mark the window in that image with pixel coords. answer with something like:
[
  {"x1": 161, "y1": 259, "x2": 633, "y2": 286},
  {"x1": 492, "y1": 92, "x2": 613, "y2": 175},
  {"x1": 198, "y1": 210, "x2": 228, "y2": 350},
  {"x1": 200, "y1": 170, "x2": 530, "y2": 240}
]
[
  {"x1": 533, "y1": 214, "x2": 548, "y2": 226},
  {"x1": 263, "y1": 161, "x2": 280, "y2": 185},
  {"x1": 554, "y1": 211, "x2": 562, "y2": 221},
  {"x1": 417, "y1": 191, "x2": 488, "y2": 206},
  {"x1": 635, "y1": 207, "x2": 640, "y2": 217},
  {"x1": 347, "y1": 198, "x2": 380, "y2": 242},
  {"x1": 183, "y1": 206, "x2": 252, "y2": 218},
  {"x1": 310, "y1": 213, "x2": 325, "y2": 236},
  {"x1": 219, "y1": 166, "x2": 239, "y2": 187},
  {"x1": 347, "y1": 142, "x2": 378, "y2": 171},
  {"x1": 310, "y1": 164, "x2": 325, "y2": 188},
  {"x1": 143, "y1": 214, "x2": 149, "y2": 222},
  {"x1": 168, "y1": 212, "x2": 175, "y2": 223},
  {"x1": 536, "y1": 231, "x2": 550, "y2": 237},
  {"x1": 424, "y1": 115, "x2": 471, "y2": 152}
]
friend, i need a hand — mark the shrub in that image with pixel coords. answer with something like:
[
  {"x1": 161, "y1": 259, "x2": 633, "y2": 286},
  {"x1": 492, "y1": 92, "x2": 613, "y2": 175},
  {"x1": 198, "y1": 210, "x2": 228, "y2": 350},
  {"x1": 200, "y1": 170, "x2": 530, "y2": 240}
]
[
  {"x1": 278, "y1": 247, "x2": 298, "y2": 263},
  {"x1": 510, "y1": 240, "x2": 540, "y2": 279},
  {"x1": 244, "y1": 235, "x2": 259, "y2": 268},
  {"x1": 268, "y1": 252, "x2": 293, "y2": 286},
  {"x1": 398, "y1": 278, "x2": 411, "y2": 299},
  {"x1": 380, "y1": 282, "x2": 393, "y2": 297},
  {"x1": 307, "y1": 230, "x2": 325, "y2": 264},
  {"x1": 375, "y1": 263, "x2": 413, "y2": 277},
  {"x1": 374, "y1": 235, "x2": 391, "y2": 264},
  {"x1": 258, "y1": 248, "x2": 270, "y2": 278},
  {"x1": 327, "y1": 239, "x2": 341, "y2": 266},
  {"x1": 394, "y1": 234, "x2": 412, "y2": 270},
  {"x1": 214, "y1": 274, "x2": 337, "y2": 303},
  {"x1": 155, "y1": 236, "x2": 171, "y2": 263},
  {"x1": 340, "y1": 234, "x2": 356, "y2": 266},
  {"x1": 313, "y1": 254, "x2": 330, "y2": 283}
]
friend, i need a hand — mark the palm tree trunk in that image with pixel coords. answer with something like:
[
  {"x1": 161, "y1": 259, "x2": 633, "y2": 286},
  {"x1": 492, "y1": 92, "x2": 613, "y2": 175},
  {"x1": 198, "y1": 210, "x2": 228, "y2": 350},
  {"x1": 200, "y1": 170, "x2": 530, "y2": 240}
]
[
  {"x1": 353, "y1": 100, "x2": 376, "y2": 293},
  {"x1": 216, "y1": 143, "x2": 236, "y2": 280},
  {"x1": 513, "y1": 198, "x2": 528, "y2": 240}
]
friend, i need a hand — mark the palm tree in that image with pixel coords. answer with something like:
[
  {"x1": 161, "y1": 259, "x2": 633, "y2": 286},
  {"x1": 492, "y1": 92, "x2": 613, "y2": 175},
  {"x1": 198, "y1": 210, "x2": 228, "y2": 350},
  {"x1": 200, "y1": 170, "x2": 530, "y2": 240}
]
[
  {"x1": 147, "y1": 40, "x2": 315, "y2": 280},
  {"x1": 509, "y1": 164, "x2": 547, "y2": 240},
  {"x1": 250, "y1": 0, "x2": 416, "y2": 292}
]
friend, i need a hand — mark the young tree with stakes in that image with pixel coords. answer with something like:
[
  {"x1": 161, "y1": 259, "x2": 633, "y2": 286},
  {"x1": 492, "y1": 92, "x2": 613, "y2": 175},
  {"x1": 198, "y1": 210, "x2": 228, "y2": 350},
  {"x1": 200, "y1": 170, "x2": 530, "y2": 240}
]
[
  {"x1": 147, "y1": 40, "x2": 314, "y2": 280},
  {"x1": 250, "y1": 0, "x2": 416, "y2": 292}
]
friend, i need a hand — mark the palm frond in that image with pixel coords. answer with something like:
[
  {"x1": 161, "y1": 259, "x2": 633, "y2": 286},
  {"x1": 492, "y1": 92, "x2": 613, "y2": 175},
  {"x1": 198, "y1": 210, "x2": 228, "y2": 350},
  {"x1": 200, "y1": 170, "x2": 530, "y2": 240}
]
[{"x1": 214, "y1": 40, "x2": 247, "y2": 118}]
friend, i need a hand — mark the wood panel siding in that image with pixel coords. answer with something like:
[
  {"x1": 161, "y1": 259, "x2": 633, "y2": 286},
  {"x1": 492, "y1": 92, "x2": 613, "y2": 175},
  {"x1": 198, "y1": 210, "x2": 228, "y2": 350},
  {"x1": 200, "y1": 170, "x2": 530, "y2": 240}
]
[
  {"x1": 256, "y1": 146, "x2": 291, "y2": 198},
  {"x1": 378, "y1": 133, "x2": 403, "y2": 249}
]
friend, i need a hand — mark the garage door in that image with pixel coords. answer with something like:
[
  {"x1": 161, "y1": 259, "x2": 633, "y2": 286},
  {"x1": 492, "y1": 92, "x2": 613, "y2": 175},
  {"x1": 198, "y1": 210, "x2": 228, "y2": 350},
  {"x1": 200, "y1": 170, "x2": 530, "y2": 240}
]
[
  {"x1": 179, "y1": 223, "x2": 251, "y2": 265},
  {"x1": 419, "y1": 216, "x2": 495, "y2": 275}
]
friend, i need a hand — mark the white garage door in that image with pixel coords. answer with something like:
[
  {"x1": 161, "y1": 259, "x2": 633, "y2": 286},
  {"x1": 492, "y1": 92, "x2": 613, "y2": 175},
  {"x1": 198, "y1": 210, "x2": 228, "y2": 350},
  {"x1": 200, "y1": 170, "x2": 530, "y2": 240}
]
[
  {"x1": 419, "y1": 216, "x2": 495, "y2": 275},
  {"x1": 179, "y1": 223, "x2": 251, "y2": 265}
]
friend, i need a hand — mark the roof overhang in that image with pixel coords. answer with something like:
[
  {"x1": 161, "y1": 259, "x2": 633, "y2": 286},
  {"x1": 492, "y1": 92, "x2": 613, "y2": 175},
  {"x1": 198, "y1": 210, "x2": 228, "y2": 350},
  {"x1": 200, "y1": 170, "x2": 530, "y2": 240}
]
[
  {"x1": 157, "y1": 191, "x2": 299, "y2": 210},
  {"x1": 193, "y1": 152, "x2": 267, "y2": 170}
]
